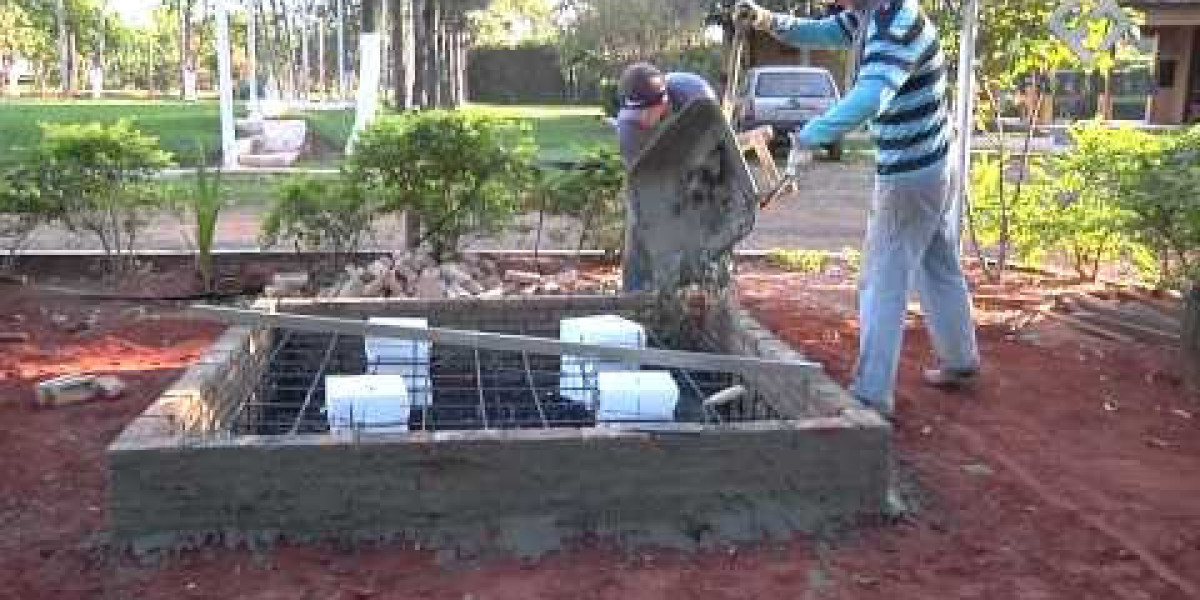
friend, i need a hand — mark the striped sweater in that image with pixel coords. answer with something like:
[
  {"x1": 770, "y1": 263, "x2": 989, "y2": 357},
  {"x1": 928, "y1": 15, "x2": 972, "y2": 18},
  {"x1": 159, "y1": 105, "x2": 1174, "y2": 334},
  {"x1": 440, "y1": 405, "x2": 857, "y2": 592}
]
[{"x1": 770, "y1": 0, "x2": 949, "y2": 179}]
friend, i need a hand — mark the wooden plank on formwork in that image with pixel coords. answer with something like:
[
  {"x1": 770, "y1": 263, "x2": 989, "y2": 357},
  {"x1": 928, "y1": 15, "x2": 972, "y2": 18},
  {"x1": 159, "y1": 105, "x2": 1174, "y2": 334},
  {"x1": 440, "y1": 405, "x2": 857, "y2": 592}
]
[
  {"x1": 1043, "y1": 310, "x2": 1135, "y2": 343},
  {"x1": 1073, "y1": 294, "x2": 1180, "y2": 334},
  {"x1": 189, "y1": 305, "x2": 819, "y2": 378},
  {"x1": 1072, "y1": 311, "x2": 1180, "y2": 345},
  {"x1": 1116, "y1": 290, "x2": 1184, "y2": 322}
]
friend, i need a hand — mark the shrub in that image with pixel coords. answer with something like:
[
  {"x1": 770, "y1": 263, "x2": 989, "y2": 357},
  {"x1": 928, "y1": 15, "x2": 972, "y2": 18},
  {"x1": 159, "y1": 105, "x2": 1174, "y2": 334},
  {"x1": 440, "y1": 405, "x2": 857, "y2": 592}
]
[
  {"x1": 766, "y1": 249, "x2": 831, "y2": 274},
  {"x1": 168, "y1": 158, "x2": 224, "y2": 292},
  {"x1": 1114, "y1": 125, "x2": 1200, "y2": 288},
  {"x1": 36, "y1": 120, "x2": 172, "y2": 274},
  {"x1": 541, "y1": 145, "x2": 626, "y2": 255},
  {"x1": 969, "y1": 154, "x2": 1053, "y2": 267},
  {"x1": 0, "y1": 165, "x2": 56, "y2": 269},
  {"x1": 348, "y1": 111, "x2": 537, "y2": 261},
  {"x1": 969, "y1": 124, "x2": 1172, "y2": 283},
  {"x1": 1043, "y1": 124, "x2": 1152, "y2": 281},
  {"x1": 260, "y1": 175, "x2": 374, "y2": 273}
]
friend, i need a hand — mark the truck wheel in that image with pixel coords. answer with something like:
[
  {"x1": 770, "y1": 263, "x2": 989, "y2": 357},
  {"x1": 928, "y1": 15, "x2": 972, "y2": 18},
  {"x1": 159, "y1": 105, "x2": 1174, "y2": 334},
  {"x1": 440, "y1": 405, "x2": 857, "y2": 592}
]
[{"x1": 826, "y1": 143, "x2": 843, "y2": 161}]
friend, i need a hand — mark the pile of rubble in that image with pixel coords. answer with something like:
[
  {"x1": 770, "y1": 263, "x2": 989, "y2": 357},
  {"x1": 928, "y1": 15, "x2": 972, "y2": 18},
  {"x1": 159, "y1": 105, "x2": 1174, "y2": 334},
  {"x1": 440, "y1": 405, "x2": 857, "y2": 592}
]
[{"x1": 266, "y1": 252, "x2": 619, "y2": 299}]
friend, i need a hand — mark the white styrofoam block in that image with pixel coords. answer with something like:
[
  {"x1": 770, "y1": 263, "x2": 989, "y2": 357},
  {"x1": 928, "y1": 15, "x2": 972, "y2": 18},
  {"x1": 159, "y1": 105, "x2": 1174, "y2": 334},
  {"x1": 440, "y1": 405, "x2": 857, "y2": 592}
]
[
  {"x1": 595, "y1": 371, "x2": 679, "y2": 423},
  {"x1": 366, "y1": 317, "x2": 430, "y2": 354},
  {"x1": 559, "y1": 315, "x2": 646, "y2": 404},
  {"x1": 324, "y1": 374, "x2": 412, "y2": 433},
  {"x1": 365, "y1": 317, "x2": 431, "y2": 407},
  {"x1": 560, "y1": 315, "x2": 646, "y2": 350}
]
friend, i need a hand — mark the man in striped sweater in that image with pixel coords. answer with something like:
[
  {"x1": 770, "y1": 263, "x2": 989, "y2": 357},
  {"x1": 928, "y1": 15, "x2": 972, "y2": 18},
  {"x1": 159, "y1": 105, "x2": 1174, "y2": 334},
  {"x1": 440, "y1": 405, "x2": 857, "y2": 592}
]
[{"x1": 736, "y1": 0, "x2": 980, "y2": 418}]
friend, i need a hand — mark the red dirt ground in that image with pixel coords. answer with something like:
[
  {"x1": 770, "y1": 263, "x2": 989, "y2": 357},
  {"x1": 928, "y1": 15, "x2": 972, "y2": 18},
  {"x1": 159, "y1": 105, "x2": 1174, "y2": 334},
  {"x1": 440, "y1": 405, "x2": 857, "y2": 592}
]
[{"x1": 1, "y1": 269, "x2": 1198, "y2": 600}]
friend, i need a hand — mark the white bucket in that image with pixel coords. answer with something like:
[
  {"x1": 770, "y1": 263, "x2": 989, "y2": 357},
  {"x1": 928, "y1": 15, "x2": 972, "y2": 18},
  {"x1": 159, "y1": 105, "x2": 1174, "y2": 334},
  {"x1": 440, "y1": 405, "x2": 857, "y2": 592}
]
[
  {"x1": 595, "y1": 371, "x2": 679, "y2": 423},
  {"x1": 324, "y1": 374, "x2": 412, "y2": 433}
]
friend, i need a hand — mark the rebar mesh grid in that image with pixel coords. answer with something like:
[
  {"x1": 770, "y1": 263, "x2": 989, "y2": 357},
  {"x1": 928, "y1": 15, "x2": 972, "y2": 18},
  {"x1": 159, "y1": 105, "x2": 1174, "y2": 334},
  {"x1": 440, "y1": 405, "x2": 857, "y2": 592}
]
[{"x1": 234, "y1": 318, "x2": 781, "y2": 436}]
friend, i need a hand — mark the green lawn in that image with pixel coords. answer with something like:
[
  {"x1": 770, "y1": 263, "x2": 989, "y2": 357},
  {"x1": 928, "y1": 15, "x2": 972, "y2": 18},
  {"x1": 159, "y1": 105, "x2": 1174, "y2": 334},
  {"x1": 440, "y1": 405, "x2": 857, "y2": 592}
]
[
  {"x1": 0, "y1": 100, "x2": 612, "y2": 168},
  {"x1": 464, "y1": 103, "x2": 614, "y2": 164},
  {"x1": 0, "y1": 99, "x2": 226, "y2": 165},
  {"x1": 0, "y1": 99, "x2": 356, "y2": 166}
]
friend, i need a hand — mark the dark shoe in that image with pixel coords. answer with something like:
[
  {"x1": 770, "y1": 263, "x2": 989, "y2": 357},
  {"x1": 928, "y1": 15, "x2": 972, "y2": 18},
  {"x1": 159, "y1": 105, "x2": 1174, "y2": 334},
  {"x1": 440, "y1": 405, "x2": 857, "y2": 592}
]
[
  {"x1": 923, "y1": 367, "x2": 979, "y2": 388},
  {"x1": 854, "y1": 396, "x2": 895, "y2": 422}
]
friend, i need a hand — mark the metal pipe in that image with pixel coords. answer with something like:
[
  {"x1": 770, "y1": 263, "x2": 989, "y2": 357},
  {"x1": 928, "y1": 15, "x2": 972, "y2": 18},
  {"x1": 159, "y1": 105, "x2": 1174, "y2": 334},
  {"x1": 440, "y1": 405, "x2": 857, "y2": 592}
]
[{"x1": 952, "y1": 0, "x2": 980, "y2": 243}]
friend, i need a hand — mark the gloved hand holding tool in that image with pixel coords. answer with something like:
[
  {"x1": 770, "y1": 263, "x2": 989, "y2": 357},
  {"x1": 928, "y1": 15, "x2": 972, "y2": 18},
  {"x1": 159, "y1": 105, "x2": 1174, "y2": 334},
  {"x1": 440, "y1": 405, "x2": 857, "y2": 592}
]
[{"x1": 733, "y1": 0, "x2": 774, "y2": 30}]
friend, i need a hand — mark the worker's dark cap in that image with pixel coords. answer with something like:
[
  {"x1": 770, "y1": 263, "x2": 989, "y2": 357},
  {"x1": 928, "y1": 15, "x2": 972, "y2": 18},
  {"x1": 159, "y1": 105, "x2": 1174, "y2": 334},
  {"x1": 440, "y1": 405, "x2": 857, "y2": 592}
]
[{"x1": 619, "y1": 63, "x2": 668, "y2": 110}]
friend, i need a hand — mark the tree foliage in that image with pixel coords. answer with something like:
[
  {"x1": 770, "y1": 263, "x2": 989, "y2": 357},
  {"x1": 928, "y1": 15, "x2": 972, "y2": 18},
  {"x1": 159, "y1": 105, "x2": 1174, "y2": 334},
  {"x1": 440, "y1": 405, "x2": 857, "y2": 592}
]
[
  {"x1": 260, "y1": 175, "x2": 375, "y2": 272},
  {"x1": 469, "y1": 0, "x2": 558, "y2": 47},
  {"x1": 971, "y1": 123, "x2": 1200, "y2": 286},
  {"x1": 348, "y1": 111, "x2": 537, "y2": 260},
  {"x1": 36, "y1": 119, "x2": 172, "y2": 273},
  {"x1": 541, "y1": 144, "x2": 625, "y2": 254}
]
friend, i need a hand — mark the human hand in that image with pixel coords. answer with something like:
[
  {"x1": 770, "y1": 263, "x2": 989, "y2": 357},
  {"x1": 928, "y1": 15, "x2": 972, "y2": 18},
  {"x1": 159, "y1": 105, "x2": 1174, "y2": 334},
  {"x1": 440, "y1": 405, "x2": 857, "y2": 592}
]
[{"x1": 733, "y1": 0, "x2": 774, "y2": 30}]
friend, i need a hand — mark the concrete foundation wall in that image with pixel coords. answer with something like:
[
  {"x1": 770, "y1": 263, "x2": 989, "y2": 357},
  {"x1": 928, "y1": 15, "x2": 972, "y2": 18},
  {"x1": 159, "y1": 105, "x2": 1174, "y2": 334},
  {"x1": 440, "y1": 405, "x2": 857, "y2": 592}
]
[
  {"x1": 109, "y1": 295, "x2": 888, "y2": 554},
  {"x1": 110, "y1": 418, "x2": 888, "y2": 555},
  {"x1": 135, "y1": 325, "x2": 274, "y2": 437}
]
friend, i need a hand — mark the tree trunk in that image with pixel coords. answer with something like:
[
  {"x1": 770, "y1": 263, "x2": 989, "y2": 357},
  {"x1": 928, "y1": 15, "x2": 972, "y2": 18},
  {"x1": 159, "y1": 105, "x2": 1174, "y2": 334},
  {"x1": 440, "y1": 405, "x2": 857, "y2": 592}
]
[
  {"x1": 427, "y1": 1, "x2": 441, "y2": 109},
  {"x1": 180, "y1": 0, "x2": 197, "y2": 100},
  {"x1": 300, "y1": 5, "x2": 310, "y2": 101},
  {"x1": 317, "y1": 12, "x2": 326, "y2": 98},
  {"x1": 390, "y1": 0, "x2": 408, "y2": 109},
  {"x1": 56, "y1": 0, "x2": 70, "y2": 96},
  {"x1": 336, "y1": 0, "x2": 346, "y2": 98},
  {"x1": 68, "y1": 32, "x2": 78, "y2": 94},
  {"x1": 412, "y1": 0, "x2": 427, "y2": 108},
  {"x1": 90, "y1": 26, "x2": 105, "y2": 100},
  {"x1": 457, "y1": 28, "x2": 468, "y2": 105},
  {"x1": 1184, "y1": 285, "x2": 1200, "y2": 399}
]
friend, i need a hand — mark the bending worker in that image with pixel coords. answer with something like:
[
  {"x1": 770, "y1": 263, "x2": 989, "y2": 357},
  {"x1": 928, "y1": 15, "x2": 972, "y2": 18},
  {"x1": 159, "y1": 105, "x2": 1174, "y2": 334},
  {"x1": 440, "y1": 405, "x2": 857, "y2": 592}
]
[
  {"x1": 615, "y1": 63, "x2": 716, "y2": 291},
  {"x1": 735, "y1": 0, "x2": 980, "y2": 418}
]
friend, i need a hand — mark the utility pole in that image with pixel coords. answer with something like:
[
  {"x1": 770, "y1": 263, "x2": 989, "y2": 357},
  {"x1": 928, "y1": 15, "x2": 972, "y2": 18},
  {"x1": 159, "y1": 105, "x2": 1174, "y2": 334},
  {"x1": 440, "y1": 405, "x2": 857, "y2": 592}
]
[
  {"x1": 952, "y1": 0, "x2": 980, "y2": 242},
  {"x1": 215, "y1": 0, "x2": 238, "y2": 169}
]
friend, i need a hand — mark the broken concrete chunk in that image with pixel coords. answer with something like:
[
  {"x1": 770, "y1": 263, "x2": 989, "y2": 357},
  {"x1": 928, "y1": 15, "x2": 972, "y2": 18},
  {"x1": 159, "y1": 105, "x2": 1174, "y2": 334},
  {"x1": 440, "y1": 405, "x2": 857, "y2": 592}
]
[
  {"x1": 504, "y1": 270, "x2": 543, "y2": 285},
  {"x1": 416, "y1": 269, "x2": 446, "y2": 299},
  {"x1": 459, "y1": 278, "x2": 485, "y2": 295},
  {"x1": 271, "y1": 271, "x2": 310, "y2": 292},
  {"x1": 362, "y1": 278, "x2": 386, "y2": 297},
  {"x1": 439, "y1": 263, "x2": 473, "y2": 286},
  {"x1": 338, "y1": 276, "x2": 366, "y2": 297},
  {"x1": 35, "y1": 374, "x2": 125, "y2": 408}
]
